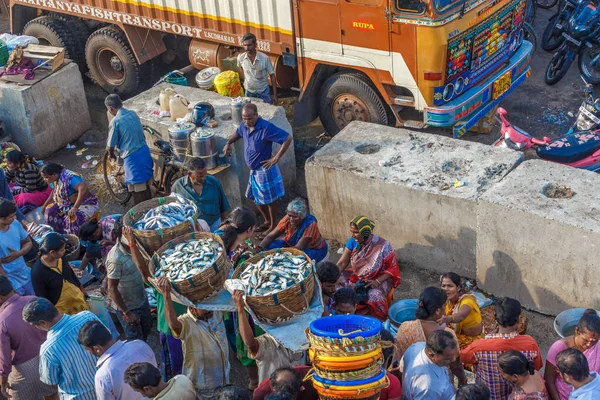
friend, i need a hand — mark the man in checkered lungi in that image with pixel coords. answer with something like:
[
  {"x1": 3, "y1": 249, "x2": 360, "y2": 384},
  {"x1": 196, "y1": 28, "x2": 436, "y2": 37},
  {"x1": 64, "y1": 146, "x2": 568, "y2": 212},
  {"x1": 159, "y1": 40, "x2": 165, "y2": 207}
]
[{"x1": 223, "y1": 103, "x2": 292, "y2": 238}]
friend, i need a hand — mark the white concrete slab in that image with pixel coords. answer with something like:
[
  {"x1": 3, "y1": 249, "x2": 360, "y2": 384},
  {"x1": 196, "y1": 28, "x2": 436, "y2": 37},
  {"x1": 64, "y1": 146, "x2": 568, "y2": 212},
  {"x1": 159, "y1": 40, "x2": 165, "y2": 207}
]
[
  {"x1": 477, "y1": 160, "x2": 600, "y2": 315},
  {"x1": 0, "y1": 62, "x2": 91, "y2": 158},
  {"x1": 306, "y1": 121, "x2": 523, "y2": 277}
]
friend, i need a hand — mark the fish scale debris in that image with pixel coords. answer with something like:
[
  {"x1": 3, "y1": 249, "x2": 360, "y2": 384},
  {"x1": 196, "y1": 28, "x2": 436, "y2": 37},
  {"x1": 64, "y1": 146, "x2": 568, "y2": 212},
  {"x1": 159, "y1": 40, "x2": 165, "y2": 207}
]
[
  {"x1": 134, "y1": 199, "x2": 195, "y2": 231},
  {"x1": 154, "y1": 239, "x2": 223, "y2": 282},
  {"x1": 240, "y1": 252, "x2": 311, "y2": 296}
]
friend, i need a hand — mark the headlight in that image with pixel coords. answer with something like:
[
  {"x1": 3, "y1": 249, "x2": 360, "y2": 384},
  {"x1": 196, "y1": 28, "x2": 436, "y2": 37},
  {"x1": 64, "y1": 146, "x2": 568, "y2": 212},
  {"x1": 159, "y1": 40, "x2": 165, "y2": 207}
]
[{"x1": 576, "y1": 113, "x2": 596, "y2": 130}]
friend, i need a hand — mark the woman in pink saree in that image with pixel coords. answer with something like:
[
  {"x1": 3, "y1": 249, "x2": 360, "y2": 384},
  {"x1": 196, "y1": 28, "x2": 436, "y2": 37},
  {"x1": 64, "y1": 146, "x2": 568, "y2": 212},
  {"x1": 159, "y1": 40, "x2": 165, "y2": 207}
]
[
  {"x1": 337, "y1": 216, "x2": 401, "y2": 320},
  {"x1": 545, "y1": 309, "x2": 600, "y2": 400}
]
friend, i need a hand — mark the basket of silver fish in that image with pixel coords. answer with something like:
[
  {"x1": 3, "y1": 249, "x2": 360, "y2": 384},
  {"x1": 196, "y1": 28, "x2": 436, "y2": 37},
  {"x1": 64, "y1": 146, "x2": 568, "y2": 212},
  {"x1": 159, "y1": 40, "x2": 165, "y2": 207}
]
[
  {"x1": 123, "y1": 196, "x2": 197, "y2": 254},
  {"x1": 232, "y1": 248, "x2": 314, "y2": 324},
  {"x1": 151, "y1": 232, "x2": 231, "y2": 302}
]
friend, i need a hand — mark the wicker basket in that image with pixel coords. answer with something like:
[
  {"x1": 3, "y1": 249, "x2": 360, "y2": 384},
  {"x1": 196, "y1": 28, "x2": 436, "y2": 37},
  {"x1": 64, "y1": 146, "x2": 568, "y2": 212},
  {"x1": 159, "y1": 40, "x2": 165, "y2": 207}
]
[
  {"x1": 63, "y1": 234, "x2": 81, "y2": 261},
  {"x1": 151, "y1": 232, "x2": 231, "y2": 302},
  {"x1": 0, "y1": 142, "x2": 21, "y2": 152},
  {"x1": 313, "y1": 362, "x2": 384, "y2": 382},
  {"x1": 232, "y1": 248, "x2": 315, "y2": 324},
  {"x1": 123, "y1": 196, "x2": 197, "y2": 254}
]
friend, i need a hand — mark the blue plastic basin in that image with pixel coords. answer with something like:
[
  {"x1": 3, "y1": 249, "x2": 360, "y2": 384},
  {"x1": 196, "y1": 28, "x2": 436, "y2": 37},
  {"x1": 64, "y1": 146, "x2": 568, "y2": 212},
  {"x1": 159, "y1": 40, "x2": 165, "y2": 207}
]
[{"x1": 554, "y1": 308, "x2": 600, "y2": 338}]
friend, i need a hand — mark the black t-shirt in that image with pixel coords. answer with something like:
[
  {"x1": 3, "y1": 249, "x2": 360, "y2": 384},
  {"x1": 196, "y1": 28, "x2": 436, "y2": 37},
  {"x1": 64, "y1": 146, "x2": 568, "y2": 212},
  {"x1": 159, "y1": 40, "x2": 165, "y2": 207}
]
[{"x1": 31, "y1": 257, "x2": 81, "y2": 305}]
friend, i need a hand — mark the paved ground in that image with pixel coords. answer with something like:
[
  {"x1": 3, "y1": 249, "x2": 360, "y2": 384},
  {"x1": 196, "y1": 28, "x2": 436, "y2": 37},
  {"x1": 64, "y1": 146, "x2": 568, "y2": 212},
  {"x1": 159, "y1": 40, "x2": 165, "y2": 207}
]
[{"x1": 0, "y1": 5, "x2": 588, "y2": 388}]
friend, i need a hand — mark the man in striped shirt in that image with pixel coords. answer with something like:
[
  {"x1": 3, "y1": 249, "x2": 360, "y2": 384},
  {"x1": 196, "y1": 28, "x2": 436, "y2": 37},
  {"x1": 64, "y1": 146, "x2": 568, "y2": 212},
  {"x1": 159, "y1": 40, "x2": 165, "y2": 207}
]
[{"x1": 23, "y1": 297, "x2": 99, "y2": 400}]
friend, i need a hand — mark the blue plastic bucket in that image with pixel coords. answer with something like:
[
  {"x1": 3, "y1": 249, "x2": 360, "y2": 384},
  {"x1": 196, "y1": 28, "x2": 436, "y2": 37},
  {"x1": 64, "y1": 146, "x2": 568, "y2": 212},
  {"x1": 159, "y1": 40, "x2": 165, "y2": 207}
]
[
  {"x1": 310, "y1": 315, "x2": 382, "y2": 339},
  {"x1": 554, "y1": 308, "x2": 600, "y2": 338},
  {"x1": 388, "y1": 299, "x2": 419, "y2": 327}
]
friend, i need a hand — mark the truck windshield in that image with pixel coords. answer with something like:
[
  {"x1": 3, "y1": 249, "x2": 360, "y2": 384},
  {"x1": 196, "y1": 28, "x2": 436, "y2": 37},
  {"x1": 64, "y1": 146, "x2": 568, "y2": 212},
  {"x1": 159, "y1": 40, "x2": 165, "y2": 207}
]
[
  {"x1": 396, "y1": 0, "x2": 425, "y2": 13},
  {"x1": 434, "y1": 0, "x2": 469, "y2": 13}
]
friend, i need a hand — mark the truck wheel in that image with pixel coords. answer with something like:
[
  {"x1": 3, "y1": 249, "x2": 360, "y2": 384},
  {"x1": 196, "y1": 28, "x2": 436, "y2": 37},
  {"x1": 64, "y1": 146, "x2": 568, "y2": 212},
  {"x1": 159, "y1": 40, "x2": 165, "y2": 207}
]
[
  {"x1": 48, "y1": 14, "x2": 90, "y2": 72},
  {"x1": 85, "y1": 26, "x2": 143, "y2": 95},
  {"x1": 23, "y1": 16, "x2": 83, "y2": 67},
  {"x1": 318, "y1": 72, "x2": 393, "y2": 135}
]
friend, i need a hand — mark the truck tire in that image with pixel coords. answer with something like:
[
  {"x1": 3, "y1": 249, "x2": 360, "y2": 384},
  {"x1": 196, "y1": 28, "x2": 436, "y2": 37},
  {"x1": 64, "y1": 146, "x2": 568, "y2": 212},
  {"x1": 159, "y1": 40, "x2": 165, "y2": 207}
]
[
  {"x1": 48, "y1": 14, "x2": 90, "y2": 71},
  {"x1": 85, "y1": 26, "x2": 144, "y2": 95},
  {"x1": 318, "y1": 72, "x2": 393, "y2": 135},
  {"x1": 23, "y1": 16, "x2": 83, "y2": 67}
]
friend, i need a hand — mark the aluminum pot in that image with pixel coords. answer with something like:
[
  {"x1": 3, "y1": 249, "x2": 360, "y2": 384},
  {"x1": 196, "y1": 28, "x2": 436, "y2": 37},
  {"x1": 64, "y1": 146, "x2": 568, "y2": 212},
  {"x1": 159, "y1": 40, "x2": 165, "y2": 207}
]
[
  {"x1": 168, "y1": 122, "x2": 195, "y2": 163},
  {"x1": 190, "y1": 129, "x2": 218, "y2": 170}
]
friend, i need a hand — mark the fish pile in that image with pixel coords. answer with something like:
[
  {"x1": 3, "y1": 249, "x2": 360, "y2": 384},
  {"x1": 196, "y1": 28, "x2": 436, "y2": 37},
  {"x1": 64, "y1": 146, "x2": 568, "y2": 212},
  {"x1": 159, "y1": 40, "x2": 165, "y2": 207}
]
[
  {"x1": 154, "y1": 239, "x2": 222, "y2": 282},
  {"x1": 133, "y1": 199, "x2": 195, "y2": 231},
  {"x1": 240, "y1": 252, "x2": 311, "y2": 296},
  {"x1": 28, "y1": 223, "x2": 54, "y2": 243}
]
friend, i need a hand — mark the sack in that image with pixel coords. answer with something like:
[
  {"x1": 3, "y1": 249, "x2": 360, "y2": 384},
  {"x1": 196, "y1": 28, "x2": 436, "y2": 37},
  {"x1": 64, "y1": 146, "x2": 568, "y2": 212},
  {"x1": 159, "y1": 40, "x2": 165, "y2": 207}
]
[
  {"x1": 354, "y1": 280, "x2": 370, "y2": 305},
  {"x1": 87, "y1": 296, "x2": 119, "y2": 339},
  {"x1": 213, "y1": 71, "x2": 245, "y2": 98}
]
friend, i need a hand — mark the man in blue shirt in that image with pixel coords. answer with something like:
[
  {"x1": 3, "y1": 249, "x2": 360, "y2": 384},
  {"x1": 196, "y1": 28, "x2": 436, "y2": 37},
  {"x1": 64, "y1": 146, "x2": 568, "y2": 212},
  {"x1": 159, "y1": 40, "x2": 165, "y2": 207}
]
[
  {"x1": 23, "y1": 297, "x2": 99, "y2": 400},
  {"x1": 0, "y1": 199, "x2": 33, "y2": 295},
  {"x1": 106, "y1": 94, "x2": 154, "y2": 205},
  {"x1": 171, "y1": 158, "x2": 230, "y2": 232},
  {"x1": 400, "y1": 330, "x2": 458, "y2": 400},
  {"x1": 222, "y1": 103, "x2": 291, "y2": 237}
]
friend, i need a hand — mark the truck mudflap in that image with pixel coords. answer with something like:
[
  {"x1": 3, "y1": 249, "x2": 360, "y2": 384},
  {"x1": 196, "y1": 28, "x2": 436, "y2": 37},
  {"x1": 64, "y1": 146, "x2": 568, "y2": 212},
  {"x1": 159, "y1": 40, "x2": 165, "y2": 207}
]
[{"x1": 424, "y1": 41, "x2": 533, "y2": 138}]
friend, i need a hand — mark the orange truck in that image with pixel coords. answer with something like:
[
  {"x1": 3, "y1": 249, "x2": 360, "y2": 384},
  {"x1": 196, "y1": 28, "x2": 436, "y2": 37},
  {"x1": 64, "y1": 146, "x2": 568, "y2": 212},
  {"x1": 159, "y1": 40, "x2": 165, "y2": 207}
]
[{"x1": 9, "y1": 0, "x2": 533, "y2": 137}]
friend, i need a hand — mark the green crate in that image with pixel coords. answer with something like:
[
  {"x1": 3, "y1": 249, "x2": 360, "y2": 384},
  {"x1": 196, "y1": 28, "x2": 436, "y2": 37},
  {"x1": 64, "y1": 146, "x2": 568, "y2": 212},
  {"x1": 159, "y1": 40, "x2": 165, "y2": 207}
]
[{"x1": 0, "y1": 40, "x2": 8, "y2": 67}]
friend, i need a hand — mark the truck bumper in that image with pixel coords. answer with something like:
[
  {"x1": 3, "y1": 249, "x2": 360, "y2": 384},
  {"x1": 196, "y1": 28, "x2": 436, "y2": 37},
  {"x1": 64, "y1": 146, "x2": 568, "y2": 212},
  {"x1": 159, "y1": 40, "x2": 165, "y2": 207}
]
[{"x1": 424, "y1": 40, "x2": 533, "y2": 138}]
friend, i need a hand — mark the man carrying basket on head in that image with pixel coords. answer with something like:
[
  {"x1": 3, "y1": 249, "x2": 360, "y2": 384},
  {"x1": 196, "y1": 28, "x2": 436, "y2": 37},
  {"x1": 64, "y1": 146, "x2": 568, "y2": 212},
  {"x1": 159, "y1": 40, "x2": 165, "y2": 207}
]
[
  {"x1": 232, "y1": 290, "x2": 304, "y2": 383},
  {"x1": 105, "y1": 94, "x2": 154, "y2": 205}
]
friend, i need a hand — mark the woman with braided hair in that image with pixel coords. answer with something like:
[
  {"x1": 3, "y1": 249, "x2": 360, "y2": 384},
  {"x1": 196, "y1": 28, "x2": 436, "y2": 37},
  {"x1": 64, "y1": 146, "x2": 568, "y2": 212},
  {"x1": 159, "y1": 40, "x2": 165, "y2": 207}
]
[{"x1": 337, "y1": 216, "x2": 401, "y2": 320}]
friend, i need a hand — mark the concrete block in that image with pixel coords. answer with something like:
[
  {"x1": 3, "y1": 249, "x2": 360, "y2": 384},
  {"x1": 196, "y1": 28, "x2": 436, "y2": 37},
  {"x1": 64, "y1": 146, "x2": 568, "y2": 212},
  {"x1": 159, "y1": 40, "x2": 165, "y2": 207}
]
[
  {"x1": 306, "y1": 121, "x2": 523, "y2": 277},
  {"x1": 0, "y1": 62, "x2": 91, "y2": 158},
  {"x1": 124, "y1": 83, "x2": 296, "y2": 208},
  {"x1": 477, "y1": 160, "x2": 600, "y2": 315}
]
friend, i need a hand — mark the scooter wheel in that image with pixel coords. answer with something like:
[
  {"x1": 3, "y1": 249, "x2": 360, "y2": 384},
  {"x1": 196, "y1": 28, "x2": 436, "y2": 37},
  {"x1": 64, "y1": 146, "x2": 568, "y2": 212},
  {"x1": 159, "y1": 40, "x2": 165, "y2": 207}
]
[
  {"x1": 578, "y1": 45, "x2": 600, "y2": 85},
  {"x1": 545, "y1": 48, "x2": 573, "y2": 85}
]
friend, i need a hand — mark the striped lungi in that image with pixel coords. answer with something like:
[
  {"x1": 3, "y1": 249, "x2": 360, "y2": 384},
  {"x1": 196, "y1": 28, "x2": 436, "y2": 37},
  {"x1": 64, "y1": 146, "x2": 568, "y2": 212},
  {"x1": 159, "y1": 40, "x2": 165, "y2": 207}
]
[
  {"x1": 8, "y1": 355, "x2": 57, "y2": 400},
  {"x1": 245, "y1": 165, "x2": 285, "y2": 206}
]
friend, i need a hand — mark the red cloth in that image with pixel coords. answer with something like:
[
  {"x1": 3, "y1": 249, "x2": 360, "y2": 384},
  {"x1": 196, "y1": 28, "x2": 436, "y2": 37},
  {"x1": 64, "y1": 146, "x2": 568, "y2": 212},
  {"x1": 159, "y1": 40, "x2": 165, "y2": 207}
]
[
  {"x1": 460, "y1": 332, "x2": 543, "y2": 400},
  {"x1": 253, "y1": 367, "x2": 401, "y2": 400},
  {"x1": 380, "y1": 372, "x2": 403, "y2": 400}
]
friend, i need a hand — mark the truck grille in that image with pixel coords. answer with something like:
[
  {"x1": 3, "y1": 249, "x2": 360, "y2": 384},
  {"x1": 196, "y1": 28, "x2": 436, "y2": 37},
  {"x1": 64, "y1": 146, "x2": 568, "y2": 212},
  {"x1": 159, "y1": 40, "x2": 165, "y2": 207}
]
[{"x1": 433, "y1": 0, "x2": 526, "y2": 106}]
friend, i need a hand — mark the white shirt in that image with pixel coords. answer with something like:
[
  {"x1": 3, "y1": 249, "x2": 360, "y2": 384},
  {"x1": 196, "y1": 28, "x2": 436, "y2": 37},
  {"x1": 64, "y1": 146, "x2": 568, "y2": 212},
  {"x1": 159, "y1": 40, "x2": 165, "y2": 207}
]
[
  {"x1": 95, "y1": 340, "x2": 157, "y2": 400},
  {"x1": 237, "y1": 51, "x2": 274, "y2": 93},
  {"x1": 400, "y1": 342, "x2": 455, "y2": 400}
]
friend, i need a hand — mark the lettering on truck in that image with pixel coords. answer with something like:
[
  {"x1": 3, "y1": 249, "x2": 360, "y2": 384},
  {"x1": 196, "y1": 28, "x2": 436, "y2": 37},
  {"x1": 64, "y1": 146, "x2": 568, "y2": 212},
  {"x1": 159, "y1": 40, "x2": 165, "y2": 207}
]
[{"x1": 13, "y1": 0, "x2": 272, "y2": 51}]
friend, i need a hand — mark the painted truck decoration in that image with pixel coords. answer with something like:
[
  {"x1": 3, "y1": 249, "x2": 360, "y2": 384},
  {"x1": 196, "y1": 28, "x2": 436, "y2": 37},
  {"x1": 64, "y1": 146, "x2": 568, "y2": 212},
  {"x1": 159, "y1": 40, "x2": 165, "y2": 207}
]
[{"x1": 10, "y1": 0, "x2": 533, "y2": 137}]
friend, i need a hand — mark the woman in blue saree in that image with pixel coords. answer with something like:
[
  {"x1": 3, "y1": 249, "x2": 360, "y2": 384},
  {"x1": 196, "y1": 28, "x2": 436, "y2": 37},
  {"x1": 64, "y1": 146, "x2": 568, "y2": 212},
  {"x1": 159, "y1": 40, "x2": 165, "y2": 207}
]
[{"x1": 258, "y1": 198, "x2": 328, "y2": 262}]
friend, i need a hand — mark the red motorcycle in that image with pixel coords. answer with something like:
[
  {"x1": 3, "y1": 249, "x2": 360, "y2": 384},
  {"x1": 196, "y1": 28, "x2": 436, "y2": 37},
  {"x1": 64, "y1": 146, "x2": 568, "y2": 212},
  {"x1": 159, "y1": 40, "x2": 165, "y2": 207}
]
[{"x1": 494, "y1": 107, "x2": 600, "y2": 171}]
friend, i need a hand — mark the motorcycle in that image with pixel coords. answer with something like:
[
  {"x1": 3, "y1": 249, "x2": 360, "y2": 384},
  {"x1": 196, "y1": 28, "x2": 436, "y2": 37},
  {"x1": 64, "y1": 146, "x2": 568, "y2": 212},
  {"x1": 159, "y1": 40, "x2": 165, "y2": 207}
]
[
  {"x1": 494, "y1": 107, "x2": 600, "y2": 171},
  {"x1": 566, "y1": 76, "x2": 600, "y2": 134},
  {"x1": 541, "y1": 0, "x2": 578, "y2": 51},
  {"x1": 544, "y1": 0, "x2": 600, "y2": 85}
]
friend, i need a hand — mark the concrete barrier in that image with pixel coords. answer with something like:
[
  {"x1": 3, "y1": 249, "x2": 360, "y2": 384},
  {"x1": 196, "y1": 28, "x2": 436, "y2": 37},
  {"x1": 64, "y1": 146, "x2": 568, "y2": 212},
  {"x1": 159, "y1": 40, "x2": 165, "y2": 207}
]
[
  {"x1": 306, "y1": 121, "x2": 523, "y2": 277},
  {"x1": 0, "y1": 62, "x2": 91, "y2": 158},
  {"x1": 477, "y1": 160, "x2": 600, "y2": 315},
  {"x1": 123, "y1": 83, "x2": 296, "y2": 208}
]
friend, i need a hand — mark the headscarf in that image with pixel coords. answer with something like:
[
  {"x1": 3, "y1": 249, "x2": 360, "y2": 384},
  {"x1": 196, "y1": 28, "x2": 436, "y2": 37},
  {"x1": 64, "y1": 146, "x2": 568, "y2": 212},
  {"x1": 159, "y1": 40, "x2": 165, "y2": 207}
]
[{"x1": 351, "y1": 216, "x2": 375, "y2": 240}]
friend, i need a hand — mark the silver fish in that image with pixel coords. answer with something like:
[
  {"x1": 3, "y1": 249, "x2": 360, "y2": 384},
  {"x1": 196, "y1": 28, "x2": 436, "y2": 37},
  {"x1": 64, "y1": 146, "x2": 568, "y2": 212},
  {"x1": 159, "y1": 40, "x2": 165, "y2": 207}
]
[{"x1": 154, "y1": 238, "x2": 223, "y2": 282}]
